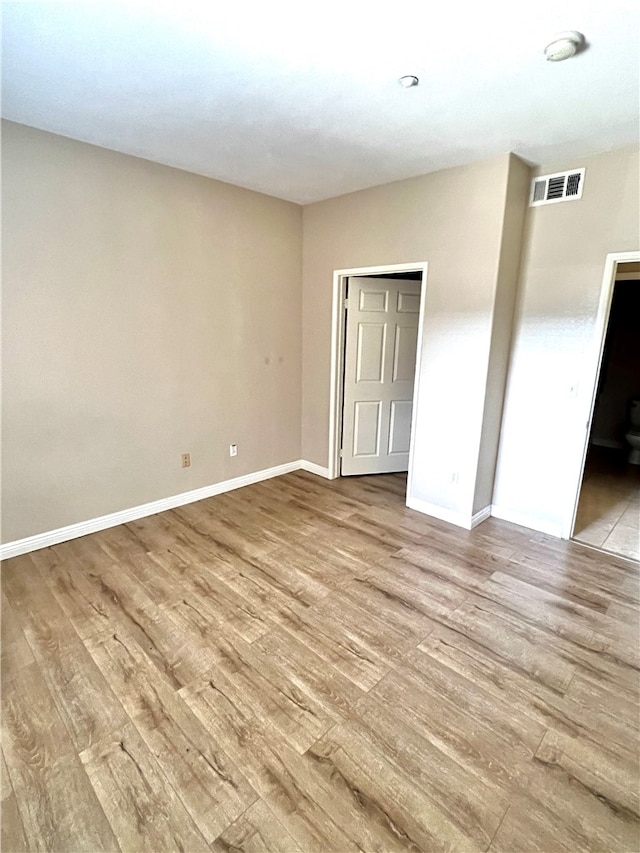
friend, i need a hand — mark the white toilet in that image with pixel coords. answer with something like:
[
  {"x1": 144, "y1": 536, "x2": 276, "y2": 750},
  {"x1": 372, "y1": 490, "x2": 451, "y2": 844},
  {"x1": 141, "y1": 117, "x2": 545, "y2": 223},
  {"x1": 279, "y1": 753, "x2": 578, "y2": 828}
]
[{"x1": 625, "y1": 398, "x2": 640, "y2": 465}]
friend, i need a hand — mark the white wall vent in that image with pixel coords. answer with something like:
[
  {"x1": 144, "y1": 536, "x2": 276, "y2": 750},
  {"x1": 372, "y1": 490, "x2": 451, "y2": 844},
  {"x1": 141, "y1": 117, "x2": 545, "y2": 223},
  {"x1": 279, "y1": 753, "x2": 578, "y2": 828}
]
[{"x1": 529, "y1": 168, "x2": 585, "y2": 207}]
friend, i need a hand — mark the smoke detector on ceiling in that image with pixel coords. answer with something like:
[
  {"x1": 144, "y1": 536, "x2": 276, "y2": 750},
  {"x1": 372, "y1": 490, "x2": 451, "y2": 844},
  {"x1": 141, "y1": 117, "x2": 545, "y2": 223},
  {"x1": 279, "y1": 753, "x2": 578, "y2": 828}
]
[{"x1": 544, "y1": 31, "x2": 584, "y2": 62}]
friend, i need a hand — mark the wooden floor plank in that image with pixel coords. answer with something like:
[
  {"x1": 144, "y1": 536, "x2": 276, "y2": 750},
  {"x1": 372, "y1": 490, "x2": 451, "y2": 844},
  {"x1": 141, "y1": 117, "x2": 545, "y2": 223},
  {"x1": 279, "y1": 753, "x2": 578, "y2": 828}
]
[
  {"x1": 2, "y1": 663, "x2": 120, "y2": 852},
  {"x1": 210, "y1": 800, "x2": 304, "y2": 853},
  {"x1": 337, "y1": 693, "x2": 508, "y2": 849},
  {"x1": 253, "y1": 626, "x2": 368, "y2": 724},
  {"x1": 125, "y1": 510, "x2": 225, "y2": 565},
  {"x1": 180, "y1": 676, "x2": 359, "y2": 851},
  {"x1": 81, "y1": 564, "x2": 230, "y2": 687},
  {"x1": 434, "y1": 595, "x2": 577, "y2": 694},
  {"x1": 273, "y1": 595, "x2": 407, "y2": 691},
  {"x1": 306, "y1": 722, "x2": 490, "y2": 852},
  {"x1": 508, "y1": 538, "x2": 640, "y2": 605},
  {"x1": 84, "y1": 625, "x2": 186, "y2": 721},
  {"x1": 2, "y1": 561, "x2": 129, "y2": 752},
  {"x1": 489, "y1": 743, "x2": 640, "y2": 853},
  {"x1": 416, "y1": 626, "x2": 640, "y2": 771},
  {"x1": 80, "y1": 722, "x2": 209, "y2": 852},
  {"x1": 1, "y1": 748, "x2": 29, "y2": 853},
  {"x1": 2, "y1": 470, "x2": 638, "y2": 851},
  {"x1": 535, "y1": 728, "x2": 639, "y2": 817},
  {"x1": 565, "y1": 670, "x2": 640, "y2": 749},
  {"x1": 161, "y1": 562, "x2": 278, "y2": 643},
  {"x1": 1, "y1": 749, "x2": 12, "y2": 802},
  {"x1": 1, "y1": 789, "x2": 29, "y2": 853},
  {"x1": 130, "y1": 680, "x2": 259, "y2": 844},
  {"x1": 171, "y1": 500, "x2": 287, "y2": 562},
  {"x1": 1, "y1": 591, "x2": 35, "y2": 673},
  {"x1": 189, "y1": 633, "x2": 338, "y2": 754},
  {"x1": 371, "y1": 652, "x2": 546, "y2": 776}
]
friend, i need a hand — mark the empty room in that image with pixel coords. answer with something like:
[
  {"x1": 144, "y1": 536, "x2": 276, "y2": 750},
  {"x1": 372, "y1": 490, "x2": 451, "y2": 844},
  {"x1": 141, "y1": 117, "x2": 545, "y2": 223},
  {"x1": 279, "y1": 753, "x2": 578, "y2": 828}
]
[{"x1": 1, "y1": 2, "x2": 639, "y2": 852}]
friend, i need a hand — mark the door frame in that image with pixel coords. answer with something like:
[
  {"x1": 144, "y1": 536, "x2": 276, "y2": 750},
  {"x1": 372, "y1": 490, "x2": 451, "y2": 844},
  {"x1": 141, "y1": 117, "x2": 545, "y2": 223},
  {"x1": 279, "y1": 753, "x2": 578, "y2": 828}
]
[
  {"x1": 563, "y1": 249, "x2": 640, "y2": 539},
  {"x1": 327, "y1": 262, "x2": 428, "y2": 501}
]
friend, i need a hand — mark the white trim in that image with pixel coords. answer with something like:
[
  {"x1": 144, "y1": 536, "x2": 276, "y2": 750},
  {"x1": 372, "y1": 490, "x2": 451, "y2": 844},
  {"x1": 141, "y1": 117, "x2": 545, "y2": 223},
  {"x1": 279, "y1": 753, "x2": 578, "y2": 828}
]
[
  {"x1": 406, "y1": 496, "x2": 488, "y2": 530},
  {"x1": 1, "y1": 460, "x2": 319, "y2": 560},
  {"x1": 327, "y1": 262, "x2": 429, "y2": 485},
  {"x1": 471, "y1": 506, "x2": 492, "y2": 528},
  {"x1": 491, "y1": 504, "x2": 563, "y2": 538},
  {"x1": 328, "y1": 271, "x2": 348, "y2": 479},
  {"x1": 563, "y1": 250, "x2": 640, "y2": 540},
  {"x1": 298, "y1": 459, "x2": 331, "y2": 479},
  {"x1": 406, "y1": 276, "x2": 428, "y2": 509}
]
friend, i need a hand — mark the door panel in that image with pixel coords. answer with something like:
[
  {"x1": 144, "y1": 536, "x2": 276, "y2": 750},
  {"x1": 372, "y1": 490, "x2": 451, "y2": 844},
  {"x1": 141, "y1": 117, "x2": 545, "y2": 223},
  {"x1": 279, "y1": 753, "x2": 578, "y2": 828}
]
[
  {"x1": 356, "y1": 324, "x2": 386, "y2": 382},
  {"x1": 341, "y1": 277, "x2": 421, "y2": 476},
  {"x1": 392, "y1": 325, "x2": 418, "y2": 382},
  {"x1": 353, "y1": 401, "x2": 382, "y2": 456},
  {"x1": 388, "y1": 400, "x2": 413, "y2": 454},
  {"x1": 359, "y1": 289, "x2": 388, "y2": 311},
  {"x1": 397, "y1": 290, "x2": 421, "y2": 313}
]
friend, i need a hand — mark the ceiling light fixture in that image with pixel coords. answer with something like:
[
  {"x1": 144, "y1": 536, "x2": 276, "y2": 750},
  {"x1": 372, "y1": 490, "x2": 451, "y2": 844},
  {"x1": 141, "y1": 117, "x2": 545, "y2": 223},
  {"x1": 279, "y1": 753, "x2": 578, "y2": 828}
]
[
  {"x1": 398, "y1": 75, "x2": 419, "y2": 88},
  {"x1": 544, "y1": 31, "x2": 584, "y2": 62}
]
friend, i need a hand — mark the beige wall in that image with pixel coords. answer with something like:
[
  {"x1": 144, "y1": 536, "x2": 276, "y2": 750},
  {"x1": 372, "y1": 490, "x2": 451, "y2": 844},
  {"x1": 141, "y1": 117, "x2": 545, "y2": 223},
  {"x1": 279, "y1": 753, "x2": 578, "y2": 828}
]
[
  {"x1": 473, "y1": 154, "x2": 531, "y2": 514},
  {"x1": 1, "y1": 121, "x2": 302, "y2": 542},
  {"x1": 4, "y1": 118, "x2": 637, "y2": 546},
  {"x1": 302, "y1": 154, "x2": 525, "y2": 520},
  {"x1": 493, "y1": 146, "x2": 640, "y2": 533}
]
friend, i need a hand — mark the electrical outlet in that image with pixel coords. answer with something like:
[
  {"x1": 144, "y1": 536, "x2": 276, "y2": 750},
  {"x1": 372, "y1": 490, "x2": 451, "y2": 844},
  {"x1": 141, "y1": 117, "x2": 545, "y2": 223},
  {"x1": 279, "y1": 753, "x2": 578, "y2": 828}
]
[
  {"x1": 451, "y1": 471, "x2": 459, "y2": 484},
  {"x1": 181, "y1": 453, "x2": 191, "y2": 468},
  {"x1": 229, "y1": 444, "x2": 238, "y2": 457}
]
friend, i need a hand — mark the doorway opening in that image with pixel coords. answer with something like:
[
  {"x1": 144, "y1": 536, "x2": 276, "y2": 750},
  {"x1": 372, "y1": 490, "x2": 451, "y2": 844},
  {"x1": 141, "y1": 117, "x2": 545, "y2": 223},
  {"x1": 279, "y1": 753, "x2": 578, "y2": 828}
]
[
  {"x1": 328, "y1": 262, "x2": 428, "y2": 507},
  {"x1": 568, "y1": 254, "x2": 640, "y2": 560}
]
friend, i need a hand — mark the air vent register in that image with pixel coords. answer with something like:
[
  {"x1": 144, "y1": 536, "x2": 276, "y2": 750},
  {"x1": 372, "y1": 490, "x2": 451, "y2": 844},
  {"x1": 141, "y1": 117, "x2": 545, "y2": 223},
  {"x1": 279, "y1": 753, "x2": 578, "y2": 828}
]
[{"x1": 529, "y1": 168, "x2": 585, "y2": 207}]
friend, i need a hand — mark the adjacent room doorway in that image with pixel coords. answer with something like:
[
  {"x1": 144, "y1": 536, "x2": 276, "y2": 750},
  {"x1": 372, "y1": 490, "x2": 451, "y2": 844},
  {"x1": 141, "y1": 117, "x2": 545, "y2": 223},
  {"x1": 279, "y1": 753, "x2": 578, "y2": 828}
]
[
  {"x1": 565, "y1": 250, "x2": 640, "y2": 557},
  {"x1": 328, "y1": 263, "x2": 428, "y2": 503},
  {"x1": 571, "y1": 261, "x2": 640, "y2": 560},
  {"x1": 341, "y1": 275, "x2": 421, "y2": 476}
]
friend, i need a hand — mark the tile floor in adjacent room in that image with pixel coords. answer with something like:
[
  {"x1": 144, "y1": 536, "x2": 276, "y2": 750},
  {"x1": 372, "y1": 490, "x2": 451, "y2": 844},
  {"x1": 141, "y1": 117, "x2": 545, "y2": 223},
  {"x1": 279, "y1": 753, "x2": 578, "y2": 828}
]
[{"x1": 573, "y1": 445, "x2": 640, "y2": 561}]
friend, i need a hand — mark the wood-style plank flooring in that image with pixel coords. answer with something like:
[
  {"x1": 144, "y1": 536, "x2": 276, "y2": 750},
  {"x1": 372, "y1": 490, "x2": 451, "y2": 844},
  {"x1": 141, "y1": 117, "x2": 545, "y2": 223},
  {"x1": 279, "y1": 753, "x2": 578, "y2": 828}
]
[{"x1": 2, "y1": 471, "x2": 639, "y2": 852}]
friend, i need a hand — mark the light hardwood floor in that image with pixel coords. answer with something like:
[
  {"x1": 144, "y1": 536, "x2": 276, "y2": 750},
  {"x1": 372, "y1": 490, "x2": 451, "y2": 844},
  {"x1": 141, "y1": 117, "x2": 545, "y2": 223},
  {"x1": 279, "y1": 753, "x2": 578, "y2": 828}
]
[{"x1": 2, "y1": 471, "x2": 639, "y2": 852}]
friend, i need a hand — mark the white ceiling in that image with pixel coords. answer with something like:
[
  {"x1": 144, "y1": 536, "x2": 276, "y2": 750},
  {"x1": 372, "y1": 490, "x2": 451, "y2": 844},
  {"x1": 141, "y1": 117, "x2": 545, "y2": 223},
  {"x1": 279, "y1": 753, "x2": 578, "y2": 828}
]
[{"x1": 2, "y1": 1, "x2": 639, "y2": 204}]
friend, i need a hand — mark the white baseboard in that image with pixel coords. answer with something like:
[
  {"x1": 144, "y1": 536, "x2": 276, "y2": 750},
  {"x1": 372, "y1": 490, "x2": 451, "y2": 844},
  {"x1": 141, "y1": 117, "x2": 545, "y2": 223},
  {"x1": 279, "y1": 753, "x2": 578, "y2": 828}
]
[
  {"x1": 471, "y1": 505, "x2": 492, "y2": 528},
  {"x1": 406, "y1": 496, "x2": 489, "y2": 531},
  {"x1": 298, "y1": 459, "x2": 331, "y2": 479},
  {"x1": 490, "y1": 505, "x2": 563, "y2": 538},
  {"x1": 405, "y1": 497, "x2": 563, "y2": 539},
  {"x1": 1, "y1": 460, "x2": 320, "y2": 560},
  {"x1": 3, "y1": 464, "x2": 528, "y2": 561}
]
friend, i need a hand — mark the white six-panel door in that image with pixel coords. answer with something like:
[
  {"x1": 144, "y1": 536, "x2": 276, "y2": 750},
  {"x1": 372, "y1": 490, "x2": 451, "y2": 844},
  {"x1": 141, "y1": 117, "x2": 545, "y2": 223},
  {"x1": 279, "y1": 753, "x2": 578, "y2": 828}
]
[{"x1": 341, "y1": 277, "x2": 421, "y2": 476}]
